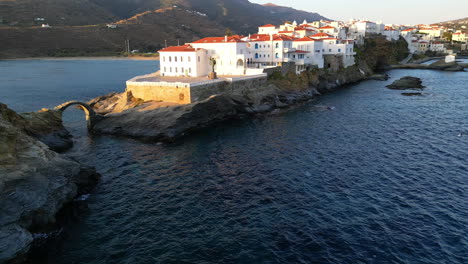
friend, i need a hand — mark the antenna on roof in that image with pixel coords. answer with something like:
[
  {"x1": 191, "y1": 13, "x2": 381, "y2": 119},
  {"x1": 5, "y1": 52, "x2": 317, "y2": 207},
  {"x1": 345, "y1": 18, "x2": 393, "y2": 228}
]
[
  {"x1": 177, "y1": 39, "x2": 180, "y2": 46},
  {"x1": 165, "y1": 40, "x2": 167, "y2": 48}
]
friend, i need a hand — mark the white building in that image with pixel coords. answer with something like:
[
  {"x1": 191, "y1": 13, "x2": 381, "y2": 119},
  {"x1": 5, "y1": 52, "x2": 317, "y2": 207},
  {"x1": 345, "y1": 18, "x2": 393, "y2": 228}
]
[
  {"x1": 383, "y1": 26, "x2": 400, "y2": 41},
  {"x1": 190, "y1": 36, "x2": 254, "y2": 76},
  {"x1": 429, "y1": 42, "x2": 446, "y2": 53},
  {"x1": 292, "y1": 36, "x2": 325, "y2": 69},
  {"x1": 452, "y1": 32, "x2": 467, "y2": 42},
  {"x1": 258, "y1": 24, "x2": 277, "y2": 34},
  {"x1": 158, "y1": 45, "x2": 208, "y2": 77},
  {"x1": 322, "y1": 38, "x2": 356, "y2": 68},
  {"x1": 418, "y1": 27, "x2": 444, "y2": 38},
  {"x1": 158, "y1": 21, "x2": 357, "y2": 77}
]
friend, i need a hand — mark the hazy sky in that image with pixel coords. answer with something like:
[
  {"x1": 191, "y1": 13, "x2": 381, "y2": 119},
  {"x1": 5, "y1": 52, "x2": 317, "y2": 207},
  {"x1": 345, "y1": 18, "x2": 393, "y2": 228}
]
[{"x1": 249, "y1": 0, "x2": 467, "y2": 25}]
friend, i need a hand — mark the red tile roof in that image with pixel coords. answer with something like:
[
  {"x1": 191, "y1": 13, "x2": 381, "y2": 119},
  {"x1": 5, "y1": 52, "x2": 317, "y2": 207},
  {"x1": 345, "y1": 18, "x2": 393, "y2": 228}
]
[
  {"x1": 158, "y1": 45, "x2": 197, "y2": 52},
  {"x1": 250, "y1": 34, "x2": 296, "y2": 41},
  {"x1": 310, "y1": 32, "x2": 334, "y2": 38},
  {"x1": 293, "y1": 36, "x2": 322, "y2": 42},
  {"x1": 192, "y1": 36, "x2": 246, "y2": 43},
  {"x1": 260, "y1": 24, "x2": 276, "y2": 28},
  {"x1": 319, "y1": 25, "x2": 335, "y2": 29}
]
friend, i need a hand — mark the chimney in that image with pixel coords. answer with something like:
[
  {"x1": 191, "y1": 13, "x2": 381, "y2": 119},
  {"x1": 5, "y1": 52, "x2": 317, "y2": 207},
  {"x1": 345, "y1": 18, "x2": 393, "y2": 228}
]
[{"x1": 225, "y1": 35, "x2": 228, "y2": 42}]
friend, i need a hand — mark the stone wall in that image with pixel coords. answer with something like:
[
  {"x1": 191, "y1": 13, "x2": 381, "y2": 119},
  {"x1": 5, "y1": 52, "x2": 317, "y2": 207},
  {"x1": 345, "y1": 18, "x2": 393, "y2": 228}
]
[
  {"x1": 190, "y1": 76, "x2": 270, "y2": 103},
  {"x1": 126, "y1": 84, "x2": 191, "y2": 104},
  {"x1": 126, "y1": 75, "x2": 270, "y2": 105},
  {"x1": 324, "y1": 55, "x2": 344, "y2": 73}
]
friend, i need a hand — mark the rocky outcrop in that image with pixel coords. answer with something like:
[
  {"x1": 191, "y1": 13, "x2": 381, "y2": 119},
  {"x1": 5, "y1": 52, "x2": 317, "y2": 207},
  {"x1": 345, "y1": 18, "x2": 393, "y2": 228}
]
[
  {"x1": 0, "y1": 104, "x2": 73, "y2": 152},
  {"x1": 88, "y1": 62, "x2": 373, "y2": 141},
  {"x1": 386, "y1": 76, "x2": 425, "y2": 90},
  {"x1": 88, "y1": 37, "x2": 407, "y2": 142},
  {"x1": 0, "y1": 103, "x2": 100, "y2": 264},
  {"x1": 368, "y1": 73, "x2": 390, "y2": 81},
  {"x1": 92, "y1": 94, "x2": 252, "y2": 141},
  {"x1": 392, "y1": 59, "x2": 465, "y2": 72}
]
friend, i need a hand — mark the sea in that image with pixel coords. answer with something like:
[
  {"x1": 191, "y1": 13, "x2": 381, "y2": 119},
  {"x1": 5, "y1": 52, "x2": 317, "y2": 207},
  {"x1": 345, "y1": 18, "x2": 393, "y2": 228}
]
[{"x1": 1, "y1": 59, "x2": 466, "y2": 264}]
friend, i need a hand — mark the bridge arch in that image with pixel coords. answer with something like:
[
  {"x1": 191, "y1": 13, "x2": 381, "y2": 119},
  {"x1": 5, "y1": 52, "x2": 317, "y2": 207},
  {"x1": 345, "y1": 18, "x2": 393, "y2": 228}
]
[{"x1": 54, "y1": 101, "x2": 99, "y2": 132}]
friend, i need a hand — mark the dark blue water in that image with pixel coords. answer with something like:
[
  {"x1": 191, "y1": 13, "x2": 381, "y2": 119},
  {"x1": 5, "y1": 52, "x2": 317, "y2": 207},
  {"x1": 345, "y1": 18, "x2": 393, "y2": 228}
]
[{"x1": 1, "y1": 60, "x2": 467, "y2": 264}]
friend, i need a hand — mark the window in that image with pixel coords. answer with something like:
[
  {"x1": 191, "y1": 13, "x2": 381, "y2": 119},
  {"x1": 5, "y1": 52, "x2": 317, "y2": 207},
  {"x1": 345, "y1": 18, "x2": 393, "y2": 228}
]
[
  {"x1": 175, "y1": 56, "x2": 177, "y2": 62},
  {"x1": 181, "y1": 67, "x2": 184, "y2": 73},
  {"x1": 175, "y1": 67, "x2": 178, "y2": 73},
  {"x1": 170, "y1": 67, "x2": 172, "y2": 72},
  {"x1": 255, "y1": 53, "x2": 259, "y2": 58},
  {"x1": 338, "y1": 49, "x2": 341, "y2": 52},
  {"x1": 255, "y1": 43, "x2": 259, "y2": 49},
  {"x1": 329, "y1": 49, "x2": 332, "y2": 52},
  {"x1": 164, "y1": 67, "x2": 166, "y2": 72},
  {"x1": 163, "y1": 56, "x2": 165, "y2": 62},
  {"x1": 268, "y1": 45, "x2": 270, "y2": 48},
  {"x1": 188, "y1": 56, "x2": 191, "y2": 62},
  {"x1": 189, "y1": 68, "x2": 192, "y2": 73},
  {"x1": 181, "y1": 56, "x2": 183, "y2": 62},
  {"x1": 169, "y1": 56, "x2": 172, "y2": 62},
  {"x1": 275, "y1": 53, "x2": 279, "y2": 58},
  {"x1": 198, "y1": 56, "x2": 200, "y2": 62},
  {"x1": 276, "y1": 43, "x2": 279, "y2": 48},
  {"x1": 264, "y1": 54, "x2": 266, "y2": 58}
]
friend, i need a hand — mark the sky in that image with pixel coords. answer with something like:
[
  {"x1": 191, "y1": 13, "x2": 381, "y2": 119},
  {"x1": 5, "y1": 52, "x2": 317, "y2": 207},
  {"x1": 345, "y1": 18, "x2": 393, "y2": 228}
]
[{"x1": 249, "y1": 0, "x2": 468, "y2": 25}]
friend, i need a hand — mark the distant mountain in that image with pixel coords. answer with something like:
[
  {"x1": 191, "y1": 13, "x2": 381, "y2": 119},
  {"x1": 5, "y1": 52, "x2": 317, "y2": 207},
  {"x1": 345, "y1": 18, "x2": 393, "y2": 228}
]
[
  {"x1": 0, "y1": 0, "x2": 330, "y2": 58},
  {"x1": 0, "y1": 0, "x2": 328, "y2": 34}
]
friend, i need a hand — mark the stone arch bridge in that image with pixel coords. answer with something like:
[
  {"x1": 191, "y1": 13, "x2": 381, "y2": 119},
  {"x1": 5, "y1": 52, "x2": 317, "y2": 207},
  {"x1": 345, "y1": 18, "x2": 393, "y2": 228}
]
[{"x1": 54, "y1": 101, "x2": 102, "y2": 132}]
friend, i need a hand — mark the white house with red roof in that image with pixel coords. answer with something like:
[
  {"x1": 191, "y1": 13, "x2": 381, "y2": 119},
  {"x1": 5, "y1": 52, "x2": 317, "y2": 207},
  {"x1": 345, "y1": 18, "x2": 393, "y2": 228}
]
[
  {"x1": 292, "y1": 36, "x2": 325, "y2": 68},
  {"x1": 158, "y1": 45, "x2": 209, "y2": 77},
  {"x1": 452, "y1": 32, "x2": 467, "y2": 42},
  {"x1": 418, "y1": 27, "x2": 444, "y2": 39},
  {"x1": 190, "y1": 35, "x2": 254, "y2": 75},
  {"x1": 319, "y1": 25, "x2": 346, "y2": 39},
  {"x1": 383, "y1": 26, "x2": 400, "y2": 41},
  {"x1": 159, "y1": 20, "x2": 358, "y2": 77},
  {"x1": 258, "y1": 24, "x2": 278, "y2": 34},
  {"x1": 322, "y1": 38, "x2": 356, "y2": 68}
]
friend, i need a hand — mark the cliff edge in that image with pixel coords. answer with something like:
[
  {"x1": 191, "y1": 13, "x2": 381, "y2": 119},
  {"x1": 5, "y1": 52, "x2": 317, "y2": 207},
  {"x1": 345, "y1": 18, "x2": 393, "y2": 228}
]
[{"x1": 0, "y1": 103, "x2": 100, "y2": 264}]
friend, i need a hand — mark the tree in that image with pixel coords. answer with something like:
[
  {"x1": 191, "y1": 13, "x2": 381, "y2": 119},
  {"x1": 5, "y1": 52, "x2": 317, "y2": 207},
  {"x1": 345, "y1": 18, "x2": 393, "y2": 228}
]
[
  {"x1": 225, "y1": 28, "x2": 233, "y2": 36},
  {"x1": 442, "y1": 32, "x2": 453, "y2": 41}
]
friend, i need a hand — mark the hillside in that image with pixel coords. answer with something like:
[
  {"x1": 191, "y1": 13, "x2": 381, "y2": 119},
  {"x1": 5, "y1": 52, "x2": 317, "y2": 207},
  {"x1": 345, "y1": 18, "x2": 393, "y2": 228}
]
[
  {"x1": 0, "y1": 0, "x2": 329, "y2": 58},
  {"x1": 438, "y1": 17, "x2": 468, "y2": 24},
  {"x1": 0, "y1": 7, "x2": 226, "y2": 58},
  {"x1": 0, "y1": 0, "x2": 328, "y2": 32}
]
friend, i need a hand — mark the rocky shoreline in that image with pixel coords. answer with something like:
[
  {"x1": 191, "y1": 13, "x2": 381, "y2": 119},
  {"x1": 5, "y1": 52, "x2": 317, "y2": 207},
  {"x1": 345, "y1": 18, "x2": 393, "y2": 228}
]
[
  {"x1": 87, "y1": 58, "x2": 378, "y2": 142},
  {"x1": 0, "y1": 37, "x2": 415, "y2": 263},
  {"x1": 0, "y1": 104, "x2": 100, "y2": 264}
]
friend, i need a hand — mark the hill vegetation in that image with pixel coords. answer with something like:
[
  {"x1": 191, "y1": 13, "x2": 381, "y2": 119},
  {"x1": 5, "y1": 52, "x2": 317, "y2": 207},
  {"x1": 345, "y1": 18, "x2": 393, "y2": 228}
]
[{"x1": 0, "y1": 0, "x2": 328, "y2": 58}]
